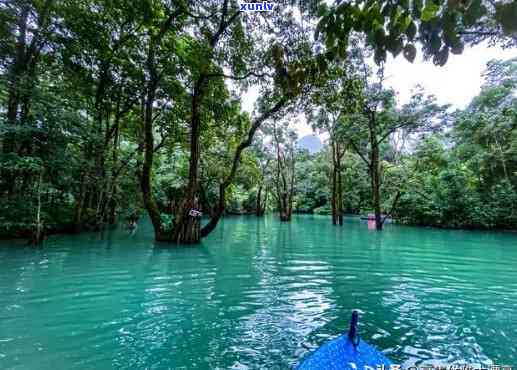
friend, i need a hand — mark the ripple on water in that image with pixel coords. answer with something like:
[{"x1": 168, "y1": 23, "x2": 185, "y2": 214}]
[{"x1": 1, "y1": 216, "x2": 517, "y2": 369}]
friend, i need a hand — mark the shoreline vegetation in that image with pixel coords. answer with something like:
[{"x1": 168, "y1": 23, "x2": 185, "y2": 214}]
[
  {"x1": 3, "y1": 210, "x2": 517, "y2": 244},
  {"x1": 1, "y1": 1, "x2": 516, "y2": 244}
]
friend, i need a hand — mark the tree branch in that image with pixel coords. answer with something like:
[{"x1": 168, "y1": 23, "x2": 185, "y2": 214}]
[
  {"x1": 381, "y1": 190, "x2": 402, "y2": 225},
  {"x1": 376, "y1": 120, "x2": 416, "y2": 146},
  {"x1": 210, "y1": 1, "x2": 240, "y2": 47},
  {"x1": 205, "y1": 70, "x2": 274, "y2": 80},
  {"x1": 201, "y1": 97, "x2": 289, "y2": 237},
  {"x1": 348, "y1": 139, "x2": 370, "y2": 167}
]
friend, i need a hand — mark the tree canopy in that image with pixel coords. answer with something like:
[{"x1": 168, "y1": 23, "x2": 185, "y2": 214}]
[{"x1": 1, "y1": 0, "x2": 516, "y2": 244}]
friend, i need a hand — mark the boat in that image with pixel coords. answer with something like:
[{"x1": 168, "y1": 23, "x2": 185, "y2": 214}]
[
  {"x1": 296, "y1": 311, "x2": 392, "y2": 370},
  {"x1": 360, "y1": 214, "x2": 392, "y2": 223}
]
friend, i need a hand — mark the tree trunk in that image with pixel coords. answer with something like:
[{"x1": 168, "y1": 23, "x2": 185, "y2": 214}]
[
  {"x1": 108, "y1": 123, "x2": 119, "y2": 225},
  {"x1": 196, "y1": 99, "x2": 287, "y2": 240},
  {"x1": 263, "y1": 189, "x2": 269, "y2": 215},
  {"x1": 256, "y1": 185, "x2": 264, "y2": 216},
  {"x1": 280, "y1": 151, "x2": 295, "y2": 222},
  {"x1": 336, "y1": 142, "x2": 343, "y2": 226},
  {"x1": 331, "y1": 142, "x2": 337, "y2": 225},
  {"x1": 371, "y1": 142, "x2": 382, "y2": 231},
  {"x1": 31, "y1": 171, "x2": 44, "y2": 245},
  {"x1": 200, "y1": 185, "x2": 225, "y2": 237},
  {"x1": 288, "y1": 150, "x2": 295, "y2": 219},
  {"x1": 279, "y1": 190, "x2": 291, "y2": 222},
  {"x1": 273, "y1": 125, "x2": 294, "y2": 223},
  {"x1": 331, "y1": 171, "x2": 337, "y2": 224},
  {"x1": 171, "y1": 77, "x2": 206, "y2": 244},
  {"x1": 140, "y1": 59, "x2": 164, "y2": 241},
  {"x1": 171, "y1": 1, "x2": 242, "y2": 243},
  {"x1": 174, "y1": 207, "x2": 201, "y2": 243},
  {"x1": 3, "y1": 4, "x2": 30, "y2": 198},
  {"x1": 73, "y1": 172, "x2": 87, "y2": 231}
]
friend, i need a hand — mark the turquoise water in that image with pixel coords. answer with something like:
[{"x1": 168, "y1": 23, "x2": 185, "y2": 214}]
[{"x1": 1, "y1": 215, "x2": 517, "y2": 369}]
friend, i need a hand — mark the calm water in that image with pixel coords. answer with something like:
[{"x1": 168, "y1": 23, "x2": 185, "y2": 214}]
[{"x1": 1, "y1": 215, "x2": 517, "y2": 369}]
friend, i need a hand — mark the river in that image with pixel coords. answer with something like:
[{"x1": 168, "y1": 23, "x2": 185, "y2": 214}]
[{"x1": 1, "y1": 215, "x2": 516, "y2": 369}]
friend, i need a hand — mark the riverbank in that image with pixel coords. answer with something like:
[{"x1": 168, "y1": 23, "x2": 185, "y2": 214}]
[{"x1": 3, "y1": 211, "x2": 517, "y2": 244}]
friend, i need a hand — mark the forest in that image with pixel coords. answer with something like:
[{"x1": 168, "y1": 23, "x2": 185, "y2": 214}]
[{"x1": 1, "y1": 0, "x2": 516, "y2": 244}]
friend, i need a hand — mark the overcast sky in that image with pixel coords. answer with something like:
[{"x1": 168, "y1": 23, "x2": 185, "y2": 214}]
[
  {"x1": 384, "y1": 43, "x2": 516, "y2": 108},
  {"x1": 242, "y1": 43, "x2": 516, "y2": 138}
]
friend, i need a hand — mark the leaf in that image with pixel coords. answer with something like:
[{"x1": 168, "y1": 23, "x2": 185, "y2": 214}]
[
  {"x1": 443, "y1": 15, "x2": 460, "y2": 47},
  {"x1": 450, "y1": 41, "x2": 464, "y2": 55},
  {"x1": 433, "y1": 47, "x2": 449, "y2": 66},
  {"x1": 387, "y1": 36, "x2": 404, "y2": 57},
  {"x1": 403, "y1": 44, "x2": 417, "y2": 63},
  {"x1": 447, "y1": 0, "x2": 461, "y2": 10},
  {"x1": 430, "y1": 33, "x2": 442, "y2": 53},
  {"x1": 374, "y1": 27, "x2": 386, "y2": 45},
  {"x1": 374, "y1": 47, "x2": 387, "y2": 65},
  {"x1": 405, "y1": 21, "x2": 417, "y2": 40},
  {"x1": 421, "y1": 2, "x2": 440, "y2": 21},
  {"x1": 325, "y1": 32, "x2": 336, "y2": 49},
  {"x1": 325, "y1": 48, "x2": 337, "y2": 61},
  {"x1": 399, "y1": 0, "x2": 410, "y2": 11},
  {"x1": 366, "y1": 3, "x2": 383, "y2": 28},
  {"x1": 337, "y1": 44, "x2": 348, "y2": 59},
  {"x1": 317, "y1": 55, "x2": 328, "y2": 72}
]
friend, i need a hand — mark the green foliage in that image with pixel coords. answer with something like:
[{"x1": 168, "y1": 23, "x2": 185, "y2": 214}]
[
  {"x1": 294, "y1": 150, "x2": 330, "y2": 213},
  {"x1": 1, "y1": 0, "x2": 515, "y2": 241},
  {"x1": 392, "y1": 60, "x2": 517, "y2": 229},
  {"x1": 317, "y1": 0, "x2": 516, "y2": 64},
  {"x1": 495, "y1": 2, "x2": 517, "y2": 35}
]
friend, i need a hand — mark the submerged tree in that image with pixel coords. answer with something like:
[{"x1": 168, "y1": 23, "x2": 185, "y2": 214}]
[
  {"x1": 0, "y1": 0, "x2": 321, "y2": 243},
  {"x1": 308, "y1": 64, "x2": 362, "y2": 225},
  {"x1": 346, "y1": 57, "x2": 446, "y2": 230},
  {"x1": 0, "y1": 0, "x2": 57, "y2": 239},
  {"x1": 136, "y1": 1, "x2": 318, "y2": 242},
  {"x1": 250, "y1": 134, "x2": 272, "y2": 217},
  {"x1": 271, "y1": 122, "x2": 298, "y2": 222},
  {"x1": 58, "y1": 0, "x2": 145, "y2": 230},
  {"x1": 1, "y1": 0, "x2": 516, "y2": 245}
]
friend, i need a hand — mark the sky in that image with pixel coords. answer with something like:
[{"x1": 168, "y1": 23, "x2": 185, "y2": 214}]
[
  {"x1": 242, "y1": 43, "x2": 517, "y2": 139},
  {"x1": 384, "y1": 43, "x2": 517, "y2": 108}
]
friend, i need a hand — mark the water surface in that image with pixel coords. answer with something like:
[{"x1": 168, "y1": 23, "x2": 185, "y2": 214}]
[{"x1": 1, "y1": 215, "x2": 517, "y2": 369}]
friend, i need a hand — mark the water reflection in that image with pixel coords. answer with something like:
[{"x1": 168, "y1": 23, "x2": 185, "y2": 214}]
[{"x1": 1, "y1": 216, "x2": 517, "y2": 369}]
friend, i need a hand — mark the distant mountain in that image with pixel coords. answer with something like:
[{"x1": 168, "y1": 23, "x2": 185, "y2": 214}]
[{"x1": 297, "y1": 135, "x2": 322, "y2": 154}]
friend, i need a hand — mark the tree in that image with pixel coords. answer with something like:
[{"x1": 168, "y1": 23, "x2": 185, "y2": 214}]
[
  {"x1": 58, "y1": 0, "x2": 144, "y2": 230},
  {"x1": 308, "y1": 64, "x2": 362, "y2": 225},
  {"x1": 390, "y1": 58, "x2": 517, "y2": 229},
  {"x1": 138, "y1": 1, "x2": 188, "y2": 241},
  {"x1": 139, "y1": 0, "x2": 318, "y2": 243},
  {"x1": 345, "y1": 55, "x2": 446, "y2": 230},
  {"x1": 271, "y1": 121, "x2": 298, "y2": 222},
  {"x1": 1, "y1": 0, "x2": 55, "y2": 203},
  {"x1": 293, "y1": 149, "x2": 330, "y2": 214},
  {"x1": 250, "y1": 134, "x2": 272, "y2": 217}
]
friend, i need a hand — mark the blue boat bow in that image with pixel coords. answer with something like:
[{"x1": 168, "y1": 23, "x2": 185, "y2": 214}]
[{"x1": 296, "y1": 311, "x2": 392, "y2": 370}]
